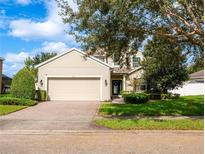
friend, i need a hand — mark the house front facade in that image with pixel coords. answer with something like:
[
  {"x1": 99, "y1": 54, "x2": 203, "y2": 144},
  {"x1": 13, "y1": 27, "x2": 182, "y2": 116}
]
[{"x1": 36, "y1": 48, "x2": 145, "y2": 101}]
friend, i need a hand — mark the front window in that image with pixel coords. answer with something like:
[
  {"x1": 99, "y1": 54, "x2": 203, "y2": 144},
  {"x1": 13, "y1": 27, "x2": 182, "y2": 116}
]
[{"x1": 132, "y1": 56, "x2": 141, "y2": 67}]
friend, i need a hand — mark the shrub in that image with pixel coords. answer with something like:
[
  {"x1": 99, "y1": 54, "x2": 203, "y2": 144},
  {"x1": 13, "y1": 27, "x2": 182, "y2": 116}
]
[
  {"x1": 148, "y1": 93, "x2": 161, "y2": 100},
  {"x1": 11, "y1": 68, "x2": 35, "y2": 99},
  {"x1": 120, "y1": 91, "x2": 131, "y2": 95},
  {"x1": 171, "y1": 93, "x2": 180, "y2": 99},
  {"x1": 0, "y1": 97, "x2": 37, "y2": 106},
  {"x1": 161, "y1": 93, "x2": 172, "y2": 99},
  {"x1": 122, "y1": 93, "x2": 149, "y2": 104},
  {"x1": 0, "y1": 93, "x2": 12, "y2": 97},
  {"x1": 161, "y1": 93, "x2": 180, "y2": 99},
  {"x1": 36, "y1": 90, "x2": 47, "y2": 101}
]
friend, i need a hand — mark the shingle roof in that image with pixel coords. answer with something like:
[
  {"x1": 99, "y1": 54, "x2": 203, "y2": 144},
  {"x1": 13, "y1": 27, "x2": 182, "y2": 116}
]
[
  {"x1": 112, "y1": 66, "x2": 142, "y2": 74},
  {"x1": 190, "y1": 70, "x2": 204, "y2": 79},
  {"x1": 112, "y1": 67, "x2": 133, "y2": 74},
  {"x1": 2, "y1": 74, "x2": 12, "y2": 80}
]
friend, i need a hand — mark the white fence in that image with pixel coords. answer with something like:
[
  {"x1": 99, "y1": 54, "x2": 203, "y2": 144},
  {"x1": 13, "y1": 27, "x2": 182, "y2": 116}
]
[{"x1": 170, "y1": 83, "x2": 204, "y2": 96}]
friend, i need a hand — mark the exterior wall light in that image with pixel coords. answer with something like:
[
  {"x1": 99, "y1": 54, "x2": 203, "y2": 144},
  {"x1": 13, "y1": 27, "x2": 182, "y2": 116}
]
[
  {"x1": 40, "y1": 80, "x2": 43, "y2": 87},
  {"x1": 105, "y1": 79, "x2": 108, "y2": 86}
]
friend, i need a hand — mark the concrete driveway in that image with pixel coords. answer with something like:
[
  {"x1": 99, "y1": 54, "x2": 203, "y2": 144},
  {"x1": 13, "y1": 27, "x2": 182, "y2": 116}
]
[{"x1": 0, "y1": 101, "x2": 102, "y2": 130}]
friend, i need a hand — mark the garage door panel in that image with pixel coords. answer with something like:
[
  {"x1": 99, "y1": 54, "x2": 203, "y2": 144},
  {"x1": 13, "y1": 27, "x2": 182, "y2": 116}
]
[{"x1": 48, "y1": 78, "x2": 100, "y2": 101}]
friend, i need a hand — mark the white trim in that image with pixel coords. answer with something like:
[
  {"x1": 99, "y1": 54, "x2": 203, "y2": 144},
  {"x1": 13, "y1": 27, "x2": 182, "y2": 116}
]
[
  {"x1": 100, "y1": 77, "x2": 103, "y2": 101},
  {"x1": 123, "y1": 75, "x2": 126, "y2": 91},
  {"x1": 45, "y1": 75, "x2": 103, "y2": 101},
  {"x1": 46, "y1": 75, "x2": 103, "y2": 78},
  {"x1": 35, "y1": 48, "x2": 112, "y2": 69},
  {"x1": 113, "y1": 65, "x2": 120, "y2": 68}
]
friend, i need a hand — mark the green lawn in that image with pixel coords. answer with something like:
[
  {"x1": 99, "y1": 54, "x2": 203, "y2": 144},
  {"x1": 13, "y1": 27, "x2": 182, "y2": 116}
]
[
  {"x1": 99, "y1": 95, "x2": 204, "y2": 116},
  {"x1": 0, "y1": 105, "x2": 27, "y2": 115},
  {"x1": 95, "y1": 118, "x2": 204, "y2": 130}
]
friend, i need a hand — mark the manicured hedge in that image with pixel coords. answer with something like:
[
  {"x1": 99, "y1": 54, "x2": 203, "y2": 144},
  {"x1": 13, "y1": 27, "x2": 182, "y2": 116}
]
[
  {"x1": 36, "y1": 90, "x2": 47, "y2": 101},
  {"x1": 0, "y1": 97, "x2": 37, "y2": 106},
  {"x1": 122, "y1": 93, "x2": 149, "y2": 104}
]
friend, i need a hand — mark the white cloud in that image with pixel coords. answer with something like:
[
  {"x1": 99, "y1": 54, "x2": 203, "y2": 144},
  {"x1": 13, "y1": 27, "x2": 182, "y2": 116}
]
[
  {"x1": 3, "y1": 63, "x2": 24, "y2": 77},
  {"x1": 41, "y1": 41, "x2": 68, "y2": 52},
  {"x1": 16, "y1": 0, "x2": 31, "y2": 5},
  {"x1": 5, "y1": 51, "x2": 29, "y2": 63},
  {"x1": 9, "y1": 19, "x2": 63, "y2": 40},
  {"x1": 9, "y1": 0, "x2": 78, "y2": 41},
  {"x1": 32, "y1": 41, "x2": 69, "y2": 54},
  {"x1": 3, "y1": 52, "x2": 29, "y2": 77}
]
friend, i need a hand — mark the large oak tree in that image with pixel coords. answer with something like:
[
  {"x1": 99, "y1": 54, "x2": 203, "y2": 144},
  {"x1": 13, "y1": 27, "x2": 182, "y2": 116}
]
[{"x1": 57, "y1": 0, "x2": 203, "y2": 67}]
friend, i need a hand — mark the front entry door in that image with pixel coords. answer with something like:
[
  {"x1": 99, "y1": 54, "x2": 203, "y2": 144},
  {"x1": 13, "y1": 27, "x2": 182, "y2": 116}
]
[{"x1": 112, "y1": 80, "x2": 122, "y2": 95}]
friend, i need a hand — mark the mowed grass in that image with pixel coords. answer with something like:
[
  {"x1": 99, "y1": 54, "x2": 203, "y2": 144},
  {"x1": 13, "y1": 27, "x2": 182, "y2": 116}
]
[
  {"x1": 0, "y1": 105, "x2": 27, "y2": 115},
  {"x1": 95, "y1": 118, "x2": 204, "y2": 130},
  {"x1": 99, "y1": 95, "x2": 204, "y2": 116}
]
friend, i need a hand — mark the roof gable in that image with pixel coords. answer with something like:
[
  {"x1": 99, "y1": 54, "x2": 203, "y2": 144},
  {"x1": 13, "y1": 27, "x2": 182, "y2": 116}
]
[{"x1": 35, "y1": 48, "x2": 112, "y2": 69}]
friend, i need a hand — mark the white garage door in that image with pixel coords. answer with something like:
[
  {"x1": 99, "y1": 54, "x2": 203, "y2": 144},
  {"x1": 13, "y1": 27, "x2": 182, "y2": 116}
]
[{"x1": 48, "y1": 78, "x2": 101, "y2": 101}]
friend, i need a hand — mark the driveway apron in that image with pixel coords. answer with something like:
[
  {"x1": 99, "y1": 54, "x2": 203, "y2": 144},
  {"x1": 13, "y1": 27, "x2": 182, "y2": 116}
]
[{"x1": 0, "y1": 101, "x2": 102, "y2": 130}]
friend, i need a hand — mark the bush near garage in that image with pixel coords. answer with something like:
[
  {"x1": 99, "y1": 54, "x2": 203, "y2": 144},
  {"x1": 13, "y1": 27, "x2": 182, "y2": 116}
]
[
  {"x1": 122, "y1": 93, "x2": 149, "y2": 104},
  {"x1": 11, "y1": 68, "x2": 36, "y2": 100},
  {"x1": 36, "y1": 90, "x2": 47, "y2": 101},
  {"x1": 0, "y1": 97, "x2": 37, "y2": 106}
]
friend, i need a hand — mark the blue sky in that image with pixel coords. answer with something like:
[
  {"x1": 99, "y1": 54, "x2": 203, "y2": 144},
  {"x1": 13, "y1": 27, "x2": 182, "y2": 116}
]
[{"x1": 0, "y1": 0, "x2": 79, "y2": 77}]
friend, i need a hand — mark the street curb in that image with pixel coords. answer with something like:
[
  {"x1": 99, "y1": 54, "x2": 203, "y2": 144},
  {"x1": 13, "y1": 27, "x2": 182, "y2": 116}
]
[{"x1": 0, "y1": 130, "x2": 203, "y2": 135}]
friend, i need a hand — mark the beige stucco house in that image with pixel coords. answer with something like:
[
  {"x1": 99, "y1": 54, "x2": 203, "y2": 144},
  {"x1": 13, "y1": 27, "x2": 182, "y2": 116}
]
[
  {"x1": 36, "y1": 48, "x2": 145, "y2": 101},
  {"x1": 0, "y1": 57, "x2": 4, "y2": 93}
]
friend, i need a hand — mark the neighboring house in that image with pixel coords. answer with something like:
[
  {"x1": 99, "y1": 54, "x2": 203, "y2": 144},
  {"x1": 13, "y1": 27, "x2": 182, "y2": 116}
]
[
  {"x1": 170, "y1": 70, "x2": 204, "y2": 96},
  {"x1": 36, "y1": 48, "x2": 145, "y2": 101},
  {"x1": 0, "y1": 57, "x2": 4, "y2": 93},
  {"x1": 2, "y1": 74, "x2": 12, "y2": 93}
]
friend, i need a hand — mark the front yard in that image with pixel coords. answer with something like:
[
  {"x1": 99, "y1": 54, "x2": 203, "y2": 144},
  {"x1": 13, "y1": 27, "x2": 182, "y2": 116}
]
[
  {"x1": 96, "y1": 95, "x2": 204, "y2": 130},
  {"x1": 95, "y1": 119, "x2": 203, "y2": 130},
  {"x1": 0, "y1": 94, "x2": 37, "y2": 116},
  {"x1": 99, "y1": 95, "x2": 204, "y2": 116},
  {"x1": 0, "y1": 105, "x2": 27, "y2": 115}
]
